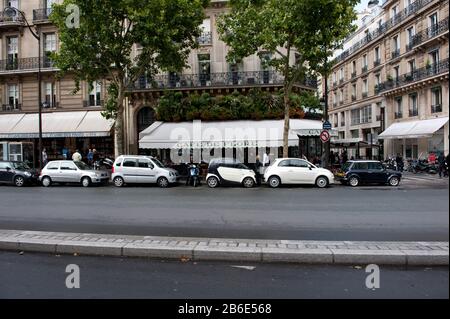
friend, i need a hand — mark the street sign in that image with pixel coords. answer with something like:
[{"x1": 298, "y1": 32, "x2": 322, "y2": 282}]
[
  {"x1": 323, "y1": 121, "x2": 332, "y2": 130},
  {"x1": 320, "y1": 130, "x2": 331, "y2": 143}
]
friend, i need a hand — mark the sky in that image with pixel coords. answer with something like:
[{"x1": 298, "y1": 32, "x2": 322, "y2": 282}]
[{"x1": 356, "y1": 0, "x2": 371, "y2": 13}]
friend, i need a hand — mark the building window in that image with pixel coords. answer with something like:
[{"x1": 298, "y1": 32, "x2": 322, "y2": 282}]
[
  {"x1": 375, "y1": 74, "x2": 381, "y2": 86},
  {"x1": 339, "y1": 89, "x2": 344, "y2": 104},
  {"x1": 429, "y1": 13, "x2": 438, "y2": 28},
  {"x1": 374, "y1": 47, "x2": 380, "y2": 64},
  {"x1": 352, "y1": 84, "x2": 357, "y2": 100},
  {"x1": 339, "y1": 67, "x2": 344, "y2": 81},
  {"x1": 362, "y1": 79, "x2": 368, "y2": 97},
  {"x1": 43, "y1": 82, "x2": 56, "y2": 108},
  {"x1": 88, "y1": 81, "x2": 102, "y2": 107},
  {"x1": 351, "y1": 109, "x2": 360, "y2": 125},
  {"x1": 406, "y1": 26, "x2": 414, "y2": 47},
  {"x1": 394, "y1": 66, "x2": 400, "y2": 82},
  {"x1": 431, "y1": 87, "x2": 442, "y2": 113},
  {"x1": 7, "y1": 36, "x2": 18, "y2": 70},
  {"x1": 8, "y1": 84, "x2": 19, "y2": 110},
  {"x1": 351, "y1": 129, "x2": 359, "y2": 138},
  {"x1": 198, "y1": 18, "x2": 212, "y2": 45},
  {"x1": 409, "y1": 93, "x2": 418, "y2": 116},
  {"x1": 395, "y1": 97, "x2": 403, "y2": 118},
  {"x1": 7, "y1": 0, "x2": 19, "y2": 9},
  {"x1": 363, "y1": 54, "x2": 368, "y2": 68},
  {"x1": 341, "y1": 112, "x2": 345, "y2": 126},
  {"x1": 360, "y1": 105, "x2": 372, "y2": 124},
  {"x1": 352, "y1": 60, "x2": 356, "y2": 74}
]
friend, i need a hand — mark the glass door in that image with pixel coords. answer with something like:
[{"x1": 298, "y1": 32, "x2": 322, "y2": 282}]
[
  {"x1": 9, "y1": 143, "x2": 22, "y2": 162},
  {"x1": 198, "y1": 54, "x2": 211, "y2": 86},
  {"x1": 7, "y1": 36, "x2": 19, "y2": 70}
]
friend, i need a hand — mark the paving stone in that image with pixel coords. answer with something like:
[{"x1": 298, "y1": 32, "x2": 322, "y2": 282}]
[
  {"x1": 332, "y1": 249, "x2": 407, "y2": 265},
  {"x1": 262, "y1": 248, "x2": 333, "y2": 264},
  {"x1": 194, "y1": 246, "x2": 261, "y2": 262}
]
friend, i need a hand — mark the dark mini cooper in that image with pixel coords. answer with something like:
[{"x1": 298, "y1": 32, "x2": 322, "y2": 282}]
[
  {"x1": 0, "y1": 161, "x2": 38, "y2": 187},
  {"x1": 338, "y1": 160, "x2": 402, "y2": 187}
]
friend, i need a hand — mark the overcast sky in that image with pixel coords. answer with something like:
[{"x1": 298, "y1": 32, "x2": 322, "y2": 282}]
[{"x1": 356, "y1": 0, "x2": 370, "y2": 12}]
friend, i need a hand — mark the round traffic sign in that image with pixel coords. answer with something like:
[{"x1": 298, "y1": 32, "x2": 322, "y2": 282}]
[{"x1": 320, "y1": 130, "x2": 331, "y2": 143}]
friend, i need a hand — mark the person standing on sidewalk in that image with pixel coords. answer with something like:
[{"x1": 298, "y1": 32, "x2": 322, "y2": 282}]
[
  {"x1": 72, "y1": 149, "x2": 82, "y2": 162},
  {"x1": 253, "y1": 155, "x2": 263, "y2": 186},
  {"x1": 42, "y1": 148, "x2": 48, "y2": 166}
]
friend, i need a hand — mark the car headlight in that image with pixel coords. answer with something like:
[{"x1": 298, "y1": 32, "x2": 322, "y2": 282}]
[{"x1": 24, "y1": 172, "x2": 32, "y2": 177}]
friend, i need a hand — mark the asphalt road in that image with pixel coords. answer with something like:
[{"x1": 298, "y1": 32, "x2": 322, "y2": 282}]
[
  {"x1": 0, "y1": 181, "x2": 448, "y2": 241},
  {"x1": 0, "y1": 251, "x2": 448, "y2": 299}
]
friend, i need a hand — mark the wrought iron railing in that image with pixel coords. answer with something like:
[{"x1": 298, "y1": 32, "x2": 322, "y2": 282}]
[
  {"x1": 431, "y1": 104, "x2": 442, "y2": 113},
  {"x1": 334, "y1": 0, "x2": 435, "y2": 63},
  {"x1": 351, "y1": 71, "x2": 357, "y2": 79},
  {"x1": 1, "y1": 104, "x2": 21, "y2": 112},
  {"x1": 411, "y1": 19, "x2": 449, "y2": 48},
  {"x1": 198, "y1": 32, "x2": 212, "y2": 45},
  {"x1": 391, "y1": 49, "x2": 400, "y2": 59},
  {"x1": 361, "y1": 65, "x2": 368, "y2": 73},
  {"x1": 0, "y1": 12, "x2": 24, "y2": 25},
  {"x1": 0, "y1": 57, "x2": 56, "y2": 72},
  {"x1": 376, "y1": 58, "x2": 449, "y2": 93},
  {"x1": 374, "y1": 59, "x2": 381, "y2": 67},
  {"x1": 131, "y1": 71, "x2": 317, "y2": 90},
  {"x1": 33, "y1": 8, "x2": 52, "y2": 22}
]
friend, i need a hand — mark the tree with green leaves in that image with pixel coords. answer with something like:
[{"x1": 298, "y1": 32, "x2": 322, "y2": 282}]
[
  {"x1": 217, "y1": 0, "x2": 358, "y2": 158},
  {"x1": 51, "y1": 0, "x2": 209, "y2": 156}
]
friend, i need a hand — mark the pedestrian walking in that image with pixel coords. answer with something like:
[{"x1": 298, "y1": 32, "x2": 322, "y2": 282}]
[
  {"x1": 253, "y1": 155, "x2": 263, "y2": 186},
  {"x1": 87, "y1": 149, "x2": 94, "y2": 165},
  {"x1": 42, "y1": 148, "x2": 48, "y2": 166},
  {"x1": 72, "y1": 149, "x2": 82, "y2": 162}
]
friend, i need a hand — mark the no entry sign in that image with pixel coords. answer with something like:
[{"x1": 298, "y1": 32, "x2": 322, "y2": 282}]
[{"x1": 320, "y1": 130, "x2": 331, "y2": 143}]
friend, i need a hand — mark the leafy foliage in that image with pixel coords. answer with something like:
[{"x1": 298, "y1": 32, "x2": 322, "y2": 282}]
[{"x1": 155, "y1": 89, "x2": 321, "y2": 122}]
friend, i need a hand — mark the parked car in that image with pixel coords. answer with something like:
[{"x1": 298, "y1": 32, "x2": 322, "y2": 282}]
[
  {"x1": 0, "y1": 161, "x2": 38, "y2": 187},
  {"x1": 111, "y1": 155, "x2": 179, "y2": 188},
  {"x1": 339, "y1": 160, "x2": 402, "y2": 187},
  {"x1": 264, "y1": 158, "x2": 334, "y2": 188},
  {"x1": 206, "y1": 158, "x2": 257, "y2": 188},
  {"x1": 39, "y1": 161, "x2": 110, "y2": 187}
]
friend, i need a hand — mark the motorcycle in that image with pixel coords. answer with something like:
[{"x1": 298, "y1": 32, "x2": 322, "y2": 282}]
[
  {"x1": 186, "y1": 164, "x2": 201, "y2": 187},
  {"x1": 94, "y1": 158, "x2": 114, "y2": 170},
  {"x1": 384, "y1": 157, "x2": 397, "y2": 171},
  {"x1": 411, "y1": 159, "x2": 437, "y2": 174}
]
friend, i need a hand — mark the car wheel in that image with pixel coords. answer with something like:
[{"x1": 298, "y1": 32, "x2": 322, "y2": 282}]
[
  {"x1": 316, "y1": 176, "x2": 329, "y2": 189},
  {"x1": 157, "y1": 177, "x2": 169, "y2": 188},
  {"x1": 81, "y1": 177, "x2": 91, "y2": 188},
  {"x1": 349, "y1": 176, "x2": 360, "y2": 187},
  {"x1": 113, "y1": 176, "x2": 124, "y2": 187},
  {"x1": 14, "y1": 176, "x2": 25, "y2": 187},
  {"x1": 207, "y1": 176, "x2": 219, "y2": 188},
  {"x1": 389, "y1": 176, "x2": 400, "y2": 187},
  {"x1": 42, "y1": 176, "x2": 52, "y2": 187},
  {"x1": 243, "y1": 177, "x2": 255, "y2": 188},
  {"x1": 268, "y1": 176, "x2": 281, "y2": 188}
]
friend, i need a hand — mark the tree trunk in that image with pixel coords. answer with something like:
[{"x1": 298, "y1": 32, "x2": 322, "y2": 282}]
[
  {"x1": 114, "y1": 84, "x2": 125, "y2": 158},
  {"x1": 283, "y1": 89, "x2": 290, "y2": 158}
]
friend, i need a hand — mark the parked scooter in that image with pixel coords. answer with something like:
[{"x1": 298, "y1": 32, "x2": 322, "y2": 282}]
[
  {"x1": 411, "y1": 159, "x2": 438, "y2": 174},
  {"x1": 186, "y1": 164, "x2": 201, "y2": 187}
]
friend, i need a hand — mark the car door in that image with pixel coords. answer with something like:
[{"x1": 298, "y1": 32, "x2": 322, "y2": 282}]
[
  {"x1": 121, "y1": 158, "x2": 138, "y2": 183},
  {"x1": 290, "y1": 159, "x2": 316, "y2": 184},
  {"x1": 276, "y1": 160, "x2": 293, "y2": 184},
  {"x1": 60, "y1": 161, "x2": 81, "y2": 183},
  {"x1": 353, "y1": 162, "x2": 369, "y2": 182},
  {"x1": 368, "y1": 162, "x2": 387, "y2": 183},
  {"x1": 45, "y1": 162, "x2": 62, "y2": 182},
  {"x1": 136, "y1": 158, "x2": 156, "y2": 184},
  {"x1": 0, "y1": 162, "x2": 13, "y2": 183},
  {"x1": 217, "y1": 163, "x2": 239, "y2": 183}
]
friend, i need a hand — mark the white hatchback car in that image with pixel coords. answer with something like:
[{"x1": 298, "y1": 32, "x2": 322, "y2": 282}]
[
  {"x1": 264, "y1": 158, "x2": 335, "y2": 188},
  {"x1": 111, "y1": 155, "x2": 179, "y2": 188}
]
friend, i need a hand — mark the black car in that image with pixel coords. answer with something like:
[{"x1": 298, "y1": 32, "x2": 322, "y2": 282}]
[
  {"x1": 339, "y1": 160, "x2": 402, "y2": 187},
  {"x1": 0, "y1": 161, "x2": 38, "y2": 187}
]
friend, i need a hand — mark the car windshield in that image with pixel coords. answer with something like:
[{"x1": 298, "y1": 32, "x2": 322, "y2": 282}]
[
  {"x1": 13, "y1": 162, "x2": 31, "y2": 170},
  {"x1": 74, "y1": 161, "x2": 92, "y2": 170},
  {"x1": 342, "y1": 162, "x2": 352, "y2": 172},
  {"x1": 152, "y1": 158, "x2": 166, "y2": 168}
]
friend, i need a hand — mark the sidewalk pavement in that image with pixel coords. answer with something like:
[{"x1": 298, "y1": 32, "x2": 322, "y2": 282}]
[{"x1": 0, "y1": 229, "x2": 447, "y2": 266}]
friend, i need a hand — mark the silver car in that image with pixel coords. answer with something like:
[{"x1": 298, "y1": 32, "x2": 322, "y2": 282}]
[{"x1": 39, "y1": 161, "x2": 110, "y2": 187}]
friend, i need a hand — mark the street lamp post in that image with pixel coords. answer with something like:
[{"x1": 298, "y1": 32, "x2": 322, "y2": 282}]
[{"x1": 4, "y1": 7, "x2": 43, "y2": 169}]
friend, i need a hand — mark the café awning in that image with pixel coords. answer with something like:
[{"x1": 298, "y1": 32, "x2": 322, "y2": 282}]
[
  {"x1": 0, "y1": 111, "x2": 114, "y2": 139},
  {"x1": 139, "y1": 119, "x2": 334, "y2": 149},
  {"x1": 379, "y1": 117, "x2": 449, "y2": 140}
]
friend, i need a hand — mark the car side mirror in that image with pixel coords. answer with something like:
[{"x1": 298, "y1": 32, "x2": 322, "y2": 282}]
[
  {"x1": 6, "y1": 167, "x2": 11, "y2": 171},
  {"x1": 308, "y1": 165, "x2": 313, "y2": 170}
]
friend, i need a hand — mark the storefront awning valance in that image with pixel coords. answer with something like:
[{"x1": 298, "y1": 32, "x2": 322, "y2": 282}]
[
  {"x1": 379, "y1": 117, "x2": 449, "y2": 140},
  {"x1": 0, "y1": 111, "x2": 114, "y2": 139},
  {"x1": 139, "y1": 119, "x2": 334, "y2": 149}
]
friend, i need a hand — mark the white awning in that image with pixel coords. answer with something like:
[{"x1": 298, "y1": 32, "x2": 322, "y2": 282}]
[
  {"x1": 0, "y1": 111, "x2": 114, "y2": 139},
  {"x1": 0, "y1": 114, "x2": 25, "y2": 138},
  {"x1": 139, "y1": 119, "x2": 327, "y2": 149},
  {"x1": 379, "y1": 117, "x2": 449, "y2": 139}
]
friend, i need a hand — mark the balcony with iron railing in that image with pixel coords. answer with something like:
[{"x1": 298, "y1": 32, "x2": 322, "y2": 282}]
[
  {"x1": 0, "y1": 11, "x2": 24, "y2": 27},
  {"x1": 341, "y1": 121, "x2": 345, "y2": 127},
  {"x1": 334, "y1": 0, "x2": 435, "y2": 64},
  {"x1": 351, "y1": 71, "x2": 357, "y2": 79},
  {"x1": 409, "y1": 109, "x2": 418, "y2": 117},
  {"x1": 362, "y1": 92, "x2": 368, "y2": 98},
  {"x1": 361, "y1": 65, "x2": 368, "y2": 73},
  {"x1": 411, "y1": 19, "x2": 449, "y2": 49},
  {"x1": 339, "y1": 78, "x2": 344, "y2": 85},
  {"x1": 0, "y1": 57, "x2": 56, "y2": 73},
  {"x1": 198, "y1": 32, "x2": 212, "y2": 45},
  {"x1": 374, "y1": 59, "x2": 381, "y2": 67},
  {"x1": 391, "y1": 49, "x2": 400, "y2": 59},
  {"x1": 351, "y1": 94, "x2": 357, "y2": 101},
  {"x1": 33, "y1": 8, "x2": 52, "y2": 23},
  {"x1": 1, "y1": 104, "x2": 21, "y2": 112},
  {"x1": 431, "y1": 104, "x2": 442, "y2": 113},
  {"x1": 376, "y1": 58, "x2": 449, "y2": 94},
  {"x1": 131, "y1": 71, "x2": 317, "y2": 91}
]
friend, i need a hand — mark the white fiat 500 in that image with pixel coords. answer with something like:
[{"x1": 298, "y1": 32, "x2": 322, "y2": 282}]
[{"x1": 264, "y1": 158, "x2": 335, "y2": 188}]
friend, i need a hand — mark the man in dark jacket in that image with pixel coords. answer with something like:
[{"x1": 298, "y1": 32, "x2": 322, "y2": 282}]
[
  {"x1": 253, "y1": 155, "x2": 263, "y2": 186},
  {"x1": 438, "y1": 152, "x2": 446, "y2": 178}
]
